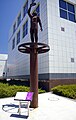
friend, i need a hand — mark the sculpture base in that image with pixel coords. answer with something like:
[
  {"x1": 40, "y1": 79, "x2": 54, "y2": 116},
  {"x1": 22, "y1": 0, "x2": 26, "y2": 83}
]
[
  {"x1": 30, "y1": 44, "x2": 38, "y2": 108},
  {"x1": 18, "y1": 42, "x2": 50, "y2": 108}
]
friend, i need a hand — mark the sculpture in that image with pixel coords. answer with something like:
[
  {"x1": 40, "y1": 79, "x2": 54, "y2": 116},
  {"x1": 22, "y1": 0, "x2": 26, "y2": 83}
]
[
  {"x1": 28, "y1": 3, "x2": 43, "y2": 43},
  {"x1": 18, "y1": 2, "x2": 50, "y2": 108}
]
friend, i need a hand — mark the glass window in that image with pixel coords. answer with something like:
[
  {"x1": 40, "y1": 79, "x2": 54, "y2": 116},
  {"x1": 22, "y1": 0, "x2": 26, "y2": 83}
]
[
  {"x1": 61, "y1": 27, "x2": 65, "y2": 31},
  {"x1": 71, "y1": 58, "x2": 74, "y2": 63},
  {"x1": 23, "y1": 20, "x2": 28, "y2": 38},
  {"x1": 68, "y1": 13, "x2": 75, "y2": 22},
  {"x1": 32, "y1": 0, "x2": 35, "y2": 3},
  {"x1": 13, "y1": 23, "x2": 16, "y2": 34},
  {"x1": 60, "y1": 9, "x2": 67, "y2": 19},
  {"x1": 59, "y1": 0, "x2": 67, "y2": 10},
  {"x1": 36, "y1": 5, "x2": 40, "y2": 16},
  {"x1": 12, "y1": 38, "x2": 15, "y2": 50},
  {"x1": 59, "y1": 0, "x2": 75, "y2": 23},
  {"x1": 26, "y1": 21, "x2": 28, "y2": 35},
  {"x1": 17, "y1": 13, "x2": 21, "y2": 27},
  {"x1": 17, "y1": 30, "x2": 20, "y2": 45},
  {"x1": 23, "y1": 1, "x2": 28, "y2": 18},
  {"x1": 67, "y1": 3, "x2": 75, "y2": 13}
]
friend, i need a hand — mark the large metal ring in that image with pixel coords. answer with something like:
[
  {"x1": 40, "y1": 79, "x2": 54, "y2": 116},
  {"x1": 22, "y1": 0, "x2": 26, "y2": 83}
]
[{"x1": 18, "y1": 42, "x2": 50, "y2": 54}]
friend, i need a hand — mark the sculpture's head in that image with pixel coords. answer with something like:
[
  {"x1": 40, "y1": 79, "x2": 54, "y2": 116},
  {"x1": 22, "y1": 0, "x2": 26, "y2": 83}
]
[{"x1": 32, "y1": 12, "x2": 37, "y2": 16}]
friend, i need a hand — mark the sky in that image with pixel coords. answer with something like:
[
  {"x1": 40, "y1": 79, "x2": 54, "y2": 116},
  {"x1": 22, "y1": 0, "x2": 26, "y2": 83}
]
[{"x1": 0, "y1": 0, "x2": 25, "y2": 54}]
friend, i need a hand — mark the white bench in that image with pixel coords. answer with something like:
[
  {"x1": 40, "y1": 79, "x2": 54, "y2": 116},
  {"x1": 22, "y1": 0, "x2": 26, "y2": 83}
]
[{"x1": 14, "y1": 92, "x2": 33, "y2": 116}]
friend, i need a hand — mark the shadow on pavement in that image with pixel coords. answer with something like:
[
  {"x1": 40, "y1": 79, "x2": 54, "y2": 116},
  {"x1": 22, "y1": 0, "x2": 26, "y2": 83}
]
[
  {"x1": 2, "y1": 104, "x2": 19, "y2": 112},
  {"x1": 10, "y1": 114, "x2": 28, "y2": 119}
]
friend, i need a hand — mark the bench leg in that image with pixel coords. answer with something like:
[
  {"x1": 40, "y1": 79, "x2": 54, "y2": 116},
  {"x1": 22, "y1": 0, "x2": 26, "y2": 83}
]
[
  {"x1": 17, "y1": 101, "x2": 30, "y2": 116},
  {"x1": 27, "y1": 101, "x2": 30, "y2": 117},
  {"x1": 18, "y1": 101, "x2": 21, "y2": 115}
]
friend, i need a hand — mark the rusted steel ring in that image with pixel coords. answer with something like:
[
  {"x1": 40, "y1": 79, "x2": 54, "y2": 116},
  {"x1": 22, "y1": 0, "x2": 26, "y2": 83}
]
[{"x1": 18, "y1": 42, "x2": 50, "y2": 54}]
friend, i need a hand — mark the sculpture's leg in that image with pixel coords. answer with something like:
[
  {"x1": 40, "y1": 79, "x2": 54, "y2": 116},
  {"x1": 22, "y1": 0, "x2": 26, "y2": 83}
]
[
  {"x1": 30, "y1": 44, "x2": 38, "y2": 108},
  {"x1": 30, "y1": 30, "x2": 34, "y2": 43},
  {"x1": 35, "y1": 29, "x2": 38, "y2": 43}
]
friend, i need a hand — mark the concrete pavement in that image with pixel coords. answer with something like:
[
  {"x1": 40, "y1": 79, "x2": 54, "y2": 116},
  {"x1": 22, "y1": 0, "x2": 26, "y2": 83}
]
[{"x1": 0, "y1": 92, "x2": 76, "y2": 120}]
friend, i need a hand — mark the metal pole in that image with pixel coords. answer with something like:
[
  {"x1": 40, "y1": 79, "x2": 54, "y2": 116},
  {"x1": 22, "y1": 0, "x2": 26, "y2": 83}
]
[
  {"x1": 18, "y1": 42, "x2": 50, "y2": 108},
  {"x1": 30, "y1": 44, "x2": 38, "y2": 108}
]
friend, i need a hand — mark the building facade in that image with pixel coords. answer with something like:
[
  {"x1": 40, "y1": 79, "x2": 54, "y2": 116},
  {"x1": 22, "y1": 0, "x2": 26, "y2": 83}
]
[
  {"x1": 7, "y1": 0, "x2": 76, "y2": 89},
  {"x1": 0, "y1": 54, "x2": 8, "y2": 79}
]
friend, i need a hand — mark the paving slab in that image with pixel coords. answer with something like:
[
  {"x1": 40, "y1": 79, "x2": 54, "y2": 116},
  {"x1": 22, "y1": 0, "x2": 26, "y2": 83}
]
[{"x1": 0, "y1": 92, "x2": 76, "y2": 120}]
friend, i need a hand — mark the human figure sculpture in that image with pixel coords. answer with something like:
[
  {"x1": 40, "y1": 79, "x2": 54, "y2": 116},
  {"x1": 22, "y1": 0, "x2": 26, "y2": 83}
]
[{"x1": 28, "y1": 3, "x2": 43, "y2": 43}]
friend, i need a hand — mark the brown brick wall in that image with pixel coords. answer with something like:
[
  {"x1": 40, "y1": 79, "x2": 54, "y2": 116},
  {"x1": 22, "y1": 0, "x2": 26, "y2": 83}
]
[
  {"x1": 39, "y1": 79, "x2": 76, "y2": 91},
  {"x1": 50, "y1": 79, "x2": 76, "y2": 88}
]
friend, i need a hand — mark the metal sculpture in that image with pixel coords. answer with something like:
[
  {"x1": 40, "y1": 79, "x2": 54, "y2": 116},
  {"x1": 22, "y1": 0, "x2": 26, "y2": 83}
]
[
  {"x1": 28, "y1": 3, "x2": 43, "y2": 43},
  {"x1": 18, "y1": 2, "x2": 50, "y2": 108}
]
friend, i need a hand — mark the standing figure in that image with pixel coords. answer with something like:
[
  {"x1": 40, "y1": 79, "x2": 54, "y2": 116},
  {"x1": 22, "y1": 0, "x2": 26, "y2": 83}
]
[{"x1": 28, "y1": 3, "x2": 43, "y2": 43}]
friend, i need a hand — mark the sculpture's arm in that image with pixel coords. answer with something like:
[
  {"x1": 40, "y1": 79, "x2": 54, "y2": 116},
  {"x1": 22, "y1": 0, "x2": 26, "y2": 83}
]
[
  {"x1": 28, "y1": 5, "x2": 32, "y2": 18},
  {"x1": 38, "y1": 17, "x2": 43, "y2": 31}
]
